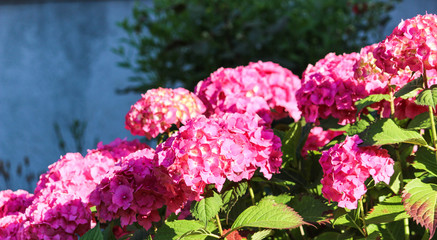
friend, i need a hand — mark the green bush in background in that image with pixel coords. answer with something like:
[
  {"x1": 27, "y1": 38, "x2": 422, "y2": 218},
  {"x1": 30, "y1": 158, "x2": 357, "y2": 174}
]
[{"x1": 114, "y1": 0, "x2": 400, "y2": 94}]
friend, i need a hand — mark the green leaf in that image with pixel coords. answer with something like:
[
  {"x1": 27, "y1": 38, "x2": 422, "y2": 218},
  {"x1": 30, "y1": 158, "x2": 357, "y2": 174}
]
[
  {"x1": 250, "y1": 229, "x2": 273, "y2": 240},
  {"x1": 388, "y1": 162, "x2": 402, "y2": 194},
  {"x1": 346, "y1": 118, "x2": 370, "y2": 136},
  {"x1": 264, "y1": 194, "x2": 292, "y2": 205},
  {"x1": 221, "y1": 182, "x2": 247, "y2": 212},
  {"x1": 394, "y1": 76, "x2": 423, "y2": 99},
  {"x1": 415, "y1": 87, "x2": 437, "y2": 109},
  {"x1": 402, "y1": 179, "x2": 437, "y2": 239},
  {"x1": 191, "y1": 191, "x2": 223, "y2": 225},
  {"x1": 313, "y1": 232, "x2": 340, "y2": 240},
  {"x1": 355, "y1": 94, "x2": 390, "y2": 114},
  {"x1": 277, "y1": 122, "x2": 302, "y2": 168},
  {"x1": 407, "y1": 112, "x2": 437, "y2": 130},
  {"x1": 80, "y1": 222, "x2": 103, "y2": 240},
  {"x1": 154, "y1": 220, "x2": 217, "y2": 240},
  {"x1": 414, "y1": 147, "x2": 437, "y2": 177},
  {"x1": 365, "y1": 196, "x2": 410, "y2": 224},
  {"x1": 231, "y1": 198, "x2": 305, "y2": 230},
  {"x1": 358, "y1": 118, "x2": 427, "y2": 146},
  {"x1": 378, "y1": 221, "x2": 405, "y2": 240},
  {"x1": 289, "y1": 195, "x2": 331, "y2": 224}
]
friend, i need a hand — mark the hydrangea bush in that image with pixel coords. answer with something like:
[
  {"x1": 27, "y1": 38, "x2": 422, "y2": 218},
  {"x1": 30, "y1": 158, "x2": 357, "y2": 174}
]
[{"x1": 3, "y1": 13, "x2": 437, "y2": 239}]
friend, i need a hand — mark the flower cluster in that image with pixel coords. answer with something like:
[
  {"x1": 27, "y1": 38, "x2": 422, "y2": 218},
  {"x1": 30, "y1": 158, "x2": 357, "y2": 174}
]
[
  {"x1": 355, "y1": 43, "x2": 437, "y2": 119},
  {"x1": 90, "y1": 148, "x2": 189, "y2": 230},
  {"x1": 373, "y1": 14, "x2": 437, "y2": 74},
  {"x1": 0, "y1": 190, "x2": 34, "y2": 217},
  {"x1": 125, "y1": 87, "x2": 206, "y2": 139},
  {"x1": 319, "y1": 135, "x2": 394, "y2": 209},
  {"x1": 156, "y1": 113, "x2": 282, "y2": 200},
  {"x1": 195, "y1": 61, "x2": 301, "y2": 124},
  {"x1": 296, "y1": 52, "x2": 367, "y2": 125},
  {"x1": 301, "y1": 127, "x2": 343, "y2": 156},
  {"x1": 0, "y1": 139, "x2": 148, "y2": 239}
]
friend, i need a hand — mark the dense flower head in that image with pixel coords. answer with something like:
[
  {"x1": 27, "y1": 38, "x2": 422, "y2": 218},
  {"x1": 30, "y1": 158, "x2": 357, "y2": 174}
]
[
  {"x1": 90, "y1": 148, "x2": 190, "y2": 230},
  {"x1": 155, "y1": 113, "x2": 282, "y2": 200},
  {"x1": 301, "y1": 127, "x2": 343, "y2": 156},
  {"x1": 355, "y1": 44, "x2": 437, "y2": 119},
  {"x1": 296, "y1": 52, "x2": 367, "y2": 125},
  {"x1": 23, "y1": 191, "x2": 92, "y2": 240},
  {"x1": 125, "y1": 87, "x2": 206, "y2": 139},
  {"x1": 0, "y1": 213, "x2": 26, "y2": 240},
  {"x1": 0, "y1": 190, "x2": 34, "y2": 217},
  {"x1": 194, "y1": 61, "x2": 301, "y2": 124},
  {"x1": 373, "y1": 14, "x2": 437, "y2": 74},
  {"x1": 319, "y1": 135, "x2": 394, "y2": 209},
  {"x1": 34, "y1": 138, "x2": 149, "y2": 203}
]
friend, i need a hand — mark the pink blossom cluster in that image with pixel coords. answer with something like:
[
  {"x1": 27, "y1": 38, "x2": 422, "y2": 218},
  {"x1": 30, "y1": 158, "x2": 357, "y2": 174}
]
[
  {"x1": 373, "y1": 14, "x2": 437, "y2": 74},
  {"x1": 0, "y1": 190, "x2": 34, "y2": 217},
  {"x1": 156, "y1": 113, "x2": 282, "y2": 200},
  {"x1": 125, "y1": 87, "x2": 206, "y2": 139},
  {"x1": 355, "y1": 44, "x2": 437, "y2": 119},
  {"x1": 319, "y1": 135, "x2": 394, "y2": 209},
  {"x1": 301, "y1": 127, "x2": 343, "y2": 156},
  {"x1": 0, "y1": 138, "x2": 148, "y2": 239},
  {"x1": 90, "y1": 148, "x2": 190, "y2": 230},
  {"x1": 296, "y1": 52, "x2": 368, "y2": 125},
  {"x1": 0, "y1": 190, "x2": 33, "y2": 239},
  {"x1": 195, "y1": 61, "x2": 301, "y2": 124}
]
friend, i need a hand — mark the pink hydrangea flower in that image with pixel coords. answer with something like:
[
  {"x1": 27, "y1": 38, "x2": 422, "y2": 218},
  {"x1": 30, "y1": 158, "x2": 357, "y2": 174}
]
[
  {"x1": 319, "y1": 135, "x2": 394, "y2": 209},
  {"x1": 301, "y1": 127, "x2": 343, "y2": 156},
  {"x1": 90, "y1": 148, "x2": 189, "y2": 230},
  {"x1": 296, "y1": 52, "x2": 368, "y2": 125},
  {"x1": 355, "y1": 44, "x2": 437, "y2": 119},
  {"x1": 155, "y1": 113, "x2": 282, "y2": 200},
  {"x1": 0, "y1": 190, "x2": 34, "y2": 217},
  {"x1": 195, "y1": 61, "x2": 301, "y2": 124},
  {"x1": 125, "y1": 87, "x2": 206, "y2": 139},
  {"x1": 373, "y1": 14, "x2": 437, "y2": 74},
  {"x1": 34, "y1": 138, "x2": 149, "y2": 203},
  {"x1": 23, "y1": 191, "x2": 92, "y2": 240},
  {"x1": 0, "y1": 213, "x2": 26, "y2": 240}
]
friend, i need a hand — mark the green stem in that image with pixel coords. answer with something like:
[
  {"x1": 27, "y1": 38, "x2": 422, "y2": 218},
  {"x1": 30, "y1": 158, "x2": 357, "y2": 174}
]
[
  {"x1": 404, "y1": 218, "x2": 410, "y2": 240},
  {"x1": 216, "y1": 214, "x2": 223, "y2": 236},
  {"x1": 423, "y1": 67, "x2": 437, "y2": 163},
  {"x1": 248, "y1": 182, "x2": 256, "y2": 205},
  {"x1": 359, "y1": 199, "x2": 368, "y2": 237}
]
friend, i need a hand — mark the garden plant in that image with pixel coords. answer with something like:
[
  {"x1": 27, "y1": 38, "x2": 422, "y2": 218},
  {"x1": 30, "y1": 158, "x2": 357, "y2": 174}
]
[{"x1": 2, "y1": 12, "x2": 437, "y2": 240}]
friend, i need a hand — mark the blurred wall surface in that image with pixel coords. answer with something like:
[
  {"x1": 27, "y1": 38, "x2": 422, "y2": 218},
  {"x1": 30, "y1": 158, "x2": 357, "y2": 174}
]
[{"x1": 0, "y1": 0, "x2": 436, "y2": 191}]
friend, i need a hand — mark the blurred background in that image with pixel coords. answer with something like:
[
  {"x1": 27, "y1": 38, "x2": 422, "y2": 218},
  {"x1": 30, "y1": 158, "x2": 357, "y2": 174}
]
[{"x1": 1, "y1": 0, "x2": 436, "y2": 191}]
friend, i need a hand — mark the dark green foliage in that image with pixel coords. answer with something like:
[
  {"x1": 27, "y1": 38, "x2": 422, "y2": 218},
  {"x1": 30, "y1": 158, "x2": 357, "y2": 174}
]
[{"x1": 114, "y1": 0, "x2": 399, "y2": 94}]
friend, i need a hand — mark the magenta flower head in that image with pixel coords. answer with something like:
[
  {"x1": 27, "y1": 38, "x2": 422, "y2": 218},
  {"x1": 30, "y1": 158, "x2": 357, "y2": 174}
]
[
  {"x1": 90, "y1": 148, "x2": 189, "y2": 230},
  {"x1": 0, "y1": 190, "x2": 34, "y2": 218},
  {"x1": 319, "y1": 135, "x2": 394, "y2": 209},
  {"x1": 125, "y1": 87, "x2": 206, "y2": 139},
  {"x1": 155, "y1": 112, "x2": 282, "y2": 201},
  {"x1": 195, "y1": 61, "x2": 301, "y2": 124},
  {"x1": 373, "y1": 14, "x2": 437, "y2": 74},
  {"x1": 296, "y1": 52, "x2": 368, "y2": 125}
]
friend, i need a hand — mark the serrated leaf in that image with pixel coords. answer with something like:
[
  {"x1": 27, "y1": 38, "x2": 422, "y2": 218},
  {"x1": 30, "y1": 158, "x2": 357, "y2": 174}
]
[
  {"x1": 290, "y1": 195, "x2": 331, "y2": 223},
  {"x1": 80, "y1": 222, "x2": 103, "y2": 240},
  {"x1": 394, "y1": 76, "x2": 423, "y2": 98},
  {"x1": 231, "y1": 198, "x2": 305, "y2": 230},
  {"x1": 264, "y1": 194, "x2": 292, "y2": 205},
  {"x1": 416, "y1": 87, "x2": 437, "y2": 109},
  {"x1": 250, "y1": 229, "x2": 273, "y2": 240},
  {"x1": 388, "y1": 162, "x2": 402, "y2": 194},
  {"x1": 358, "y1": 118, "x2": 427, "y2": 146},
  {"x1": 355, "y1": 94, "x2": 390, "y2": 114},
  {"x1": 191, "y1": 191, "x2": 223, "y2": 225},
  {"x1": 221, "y1": 182, "x2": 248, "y2": 212},
  {"x1": 278, "y1": 122, "x2": 302, "y2": 168},
  {"x1": 407, "y1": 112, "x2": 437, "y2": 130},
  {"x1": 402, "y1": 179, "x2": 437, "y2": 239},
  {"x1": 346, "y1": 118, "x2": 370, "y2": 136},
  {"x1": 414, "y1": 147, "x2": 437, "y2": 177},
  {"x1": 154, "y1": 220, "x2": 217, "y2": 240},
  {"x1": 365, "y1": 196, "x2": 410, "y2": 224}
]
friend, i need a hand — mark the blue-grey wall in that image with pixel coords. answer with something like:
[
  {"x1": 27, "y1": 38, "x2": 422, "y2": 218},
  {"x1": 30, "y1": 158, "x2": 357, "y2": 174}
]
[{"x1": 0, "y1": 0, "x2": 436, "y2": 191}]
